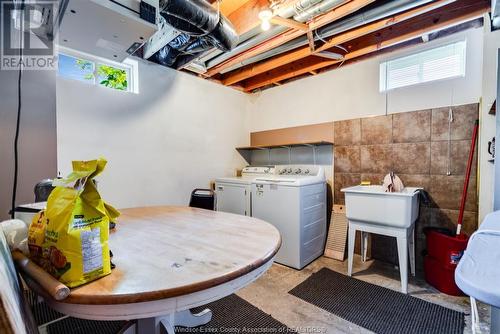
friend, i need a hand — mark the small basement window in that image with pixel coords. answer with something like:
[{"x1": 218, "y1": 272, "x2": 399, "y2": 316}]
[
  {"x1": 58, "y1": 49, "x2": 138, "y2": 93},
  {"x1": 380, "y1": 40, "x2": 466, "y2": 92}
]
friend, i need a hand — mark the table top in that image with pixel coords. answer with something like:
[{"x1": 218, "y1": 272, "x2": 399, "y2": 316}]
[{"x1": 57, "y1": 206, "x2": 281, "y2": 305}]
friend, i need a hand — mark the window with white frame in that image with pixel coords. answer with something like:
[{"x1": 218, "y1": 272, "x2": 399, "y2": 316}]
[
  {"x1": 57, "y1": 49, "x2": 138, "y2": 93},
  {"x1": 380, "y1": 40, "x2": 466, "y2": 92}
]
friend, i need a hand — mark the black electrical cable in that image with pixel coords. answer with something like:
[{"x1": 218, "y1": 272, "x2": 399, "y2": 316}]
[{"x1": 10, "y1": 3, "x2": 23, "y2": 219}]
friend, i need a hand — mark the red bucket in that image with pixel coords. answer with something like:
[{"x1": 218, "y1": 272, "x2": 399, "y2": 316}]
[{"x1": 424, "y1": 228, "x2": 469, "y2": 296}]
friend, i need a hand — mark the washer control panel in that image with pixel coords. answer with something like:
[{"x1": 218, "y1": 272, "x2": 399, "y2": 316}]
[
  {"x1": 241, "y1": 166, "x2": 276, "y2": 176},
  {"x1": 277, "y1": 165, "x2": 319, "y2": 176}
]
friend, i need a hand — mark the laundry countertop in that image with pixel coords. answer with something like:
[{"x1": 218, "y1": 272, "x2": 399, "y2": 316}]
[{"x1": 455, "y1": 211, "x2": 500, "y2": 307}]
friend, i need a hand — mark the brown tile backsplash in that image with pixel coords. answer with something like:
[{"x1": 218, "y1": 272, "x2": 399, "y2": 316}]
[
  {"x1": 334, "y1": 119, "x2": 361, "y2": 146},
  {"x1": 429, "y1": 208, "x2": 478, "y2": 236},
  {"x1": 333, "y1": 103, "x2": 479, "y2": 274},
  {"x1": 398, "y1": 174, "x2": 431, "y2": 192},
  {"x1": 334, "y1": 173, "x2": 361, "y2": 204},
  {"x1": 361, "y1": 115, "x2": 393, "y2": 145},
  {"x1": 430, "y1": 140, "x2": 477, "y2": 175},
  {"x1": 431, "y1": 104, "x2": 479, "y2": 141},
  {"x1": 392, "y1": 109, "x2": 431, "y2": 143},
  {"x1": 393, "y1": 142, "x2": 431, "y2": 175},
  {"x1": 360, "y1": 145, "x2": 393, "y2": 173},
  {"x1": 360, "y1": 173, "x2": 385, "y2": 186},
  {"x1": 334, "y1": 146, "x2": 360, "y2": 173},
  {"x1": 429, "y1": 174, "x2": 477, "y2": 211}
]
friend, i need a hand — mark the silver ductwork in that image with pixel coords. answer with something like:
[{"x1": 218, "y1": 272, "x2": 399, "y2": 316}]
[
  {"x1": 216, "y1": 0, "x2": 442, "y2": 74},
  {"x1": 204, "y1": 26, "x2": 289, "y2": 69},
  {"x1": 292, "y1": 0, "x2": 345, "y2": 22},
  {"x1": 277, "y1": 0, "x2": 323, "y2": 18},
  {"x1": 205, "y1": 0, "x2": 345, "y2": 70}
]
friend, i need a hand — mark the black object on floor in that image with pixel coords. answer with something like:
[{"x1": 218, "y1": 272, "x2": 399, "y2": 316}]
[
  {"x1": 189, "y1": 188, "x2": 216, "y2": 210},
  {"x1": 25, "y1": 290, "x2": 127, "y2": 334},
  {"x1": 44, "y1": 317, "x2": 128, "y2": 334},
  {"x1": 288, "y1": 268, "x2": 465, "y2": 334},
  {"x1": 180, "y1": 294, "x2": 292, "y2": 333}
]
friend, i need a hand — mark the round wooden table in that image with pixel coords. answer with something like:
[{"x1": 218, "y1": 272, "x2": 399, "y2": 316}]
[{"x1": 37, "y1": 206, "x2": 281, "y2": 334}]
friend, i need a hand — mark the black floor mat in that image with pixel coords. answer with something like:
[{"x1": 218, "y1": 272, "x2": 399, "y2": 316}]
[
  {"x1": 179, "y1": 294, "x2": 292, "y2": 333},
  {"x1": 45, "y1": 317, "x2": 127, "y2": 334},
  {"x1": 289, "y1": 268, "x2": 464, "y2": 334},
  {"x1": 26, "y1": 290, "x2": 289, "y2": 334},
  {"x1": 25, "y1": 289, "x2": 127, "y2": 334}
]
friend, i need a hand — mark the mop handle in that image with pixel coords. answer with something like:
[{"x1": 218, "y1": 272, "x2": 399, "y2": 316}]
[{"x1": 457, "y1": 120, "x2": 479, "y2": 236}]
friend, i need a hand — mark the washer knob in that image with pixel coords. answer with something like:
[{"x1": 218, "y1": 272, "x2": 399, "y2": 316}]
[{"x1": 295, "y1": 168, "x2": 302, "y2": 174}]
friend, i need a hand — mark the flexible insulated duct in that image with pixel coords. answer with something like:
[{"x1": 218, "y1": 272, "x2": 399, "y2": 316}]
[{"x1": 151, "y1": 0, "x2": 238, "y2": 69}]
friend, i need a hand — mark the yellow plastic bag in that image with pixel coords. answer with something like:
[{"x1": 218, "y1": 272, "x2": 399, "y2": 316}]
[
  {"x1": 28, "y1": 210, "x2": 47, "y2": 260},
  {"x1": 35, "y1": 158, "x2": 119, "y2": 287}
]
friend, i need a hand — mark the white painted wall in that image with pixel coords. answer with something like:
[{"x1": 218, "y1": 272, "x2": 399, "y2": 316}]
[
  {"x1": 56, "y1": 24, "x2": 496, "y2": 221},
  {"x1": 0, "y1": 59, "x2": 57, "y2": 220},
  {"x1": 57, "y1": 59, "x2": 250, "y2": 209},
  {"x1": 248, "y1": 27, "x2": 483, "y2": 131},
  {"x1": 478, "y1": 20, "x2": 500, "y2": 222}
]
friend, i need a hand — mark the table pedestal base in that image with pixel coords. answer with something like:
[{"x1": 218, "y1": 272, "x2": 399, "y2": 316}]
[{"x1": 135, "y1": 309, "x2": 212, "y2": 334}]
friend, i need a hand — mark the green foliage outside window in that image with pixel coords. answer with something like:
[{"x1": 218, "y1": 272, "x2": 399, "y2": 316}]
[{"x1": 76, "y1": 59, "x2": 128, "y2": 91}]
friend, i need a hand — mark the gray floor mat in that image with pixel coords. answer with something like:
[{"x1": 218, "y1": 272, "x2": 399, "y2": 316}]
[{"x1": 289, "y1": 267, "x2": 464, "y2": 334}]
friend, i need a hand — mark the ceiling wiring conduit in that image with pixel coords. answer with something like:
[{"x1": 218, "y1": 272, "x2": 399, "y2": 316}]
[
  {"x1": 183, "y1": 0, "x2": 328, "y2": 70},
  {"x1": 292, "y1": 0, "x2": 345, "y2": 22},
  {"x1": 215, "y1": 0, "x2": 441, "y2": 74},
  {"x1": 204, "y1": 0, "x2": 344, "y2": 70}
]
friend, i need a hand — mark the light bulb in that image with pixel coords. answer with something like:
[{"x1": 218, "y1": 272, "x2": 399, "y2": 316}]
[
  {"x1": 258, "y1": 9, "x2": 273, "y2": 21},
  {"x1": 261, "y1": 20, "x2": 271, "y2": 31}
]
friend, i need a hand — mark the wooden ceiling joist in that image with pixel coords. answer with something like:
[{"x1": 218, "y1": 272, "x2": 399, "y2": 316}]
[
  {"x1": 217, "y1": 0, "x2": 254, "y2": 16},
  {"x1": 220, "y1": 0, "x2": 456, "y2": 86},
  {"x1": 241, "y1": 0, "x2": 489, "y2": 92},
  {"x1": 226, "y1": 0, "x2": 271, "y2": 36},
  {"x1": 205, "y1": 0, "x2": 376, "y2": 77},
  {"x1": 270, "y1": 16, "x2": 309, "y2": 31}
]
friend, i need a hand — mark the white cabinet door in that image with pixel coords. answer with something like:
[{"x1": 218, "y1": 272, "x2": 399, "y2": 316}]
[
  {"x1": 251, "y1": 183, "x2": 300, "y2": 268},
  {"x1": 215, "y1": 183, "x2": 250, "y2": 216}
]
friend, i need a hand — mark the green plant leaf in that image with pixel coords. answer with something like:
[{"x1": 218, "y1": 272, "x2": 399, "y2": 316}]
[{"x1": 97, "y1": 64, "x2": 128, "y2": 90}]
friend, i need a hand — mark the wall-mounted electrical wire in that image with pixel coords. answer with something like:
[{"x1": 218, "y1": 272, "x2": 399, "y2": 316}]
[
  {"x1": 11, "y1": 1, "x2": 24, "y2": 218},
  {"x1": 447, "y1": 87, "x2": 455, "y2": 176}
]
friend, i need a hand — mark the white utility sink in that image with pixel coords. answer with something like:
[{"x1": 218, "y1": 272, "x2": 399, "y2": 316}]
[
  {"x1": 341, "y1": 185, "x2": 421, "y2": 228},
  {"x1": 342, "y1": 185, "x2": 423, "y2": 293}
]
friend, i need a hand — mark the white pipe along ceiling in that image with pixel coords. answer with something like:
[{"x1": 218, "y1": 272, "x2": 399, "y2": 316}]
[{"x1": 188, "y1": 0, "x2": 445, "y2": 76}]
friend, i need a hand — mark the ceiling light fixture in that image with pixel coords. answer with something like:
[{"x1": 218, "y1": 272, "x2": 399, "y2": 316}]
[
  {"x1": 258, "y1": 9, "x2": 273, "y2": 31},
  {"x1": 261, "y1": 19, "x2": 271, "y2": 31}
]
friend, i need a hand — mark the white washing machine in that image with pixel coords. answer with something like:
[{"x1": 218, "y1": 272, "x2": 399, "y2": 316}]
[
  {"x1": 215, "y1": 166, "x2": 275, "y2": 216},
  {"x1": 251, "y1": 165, "x2": 327, "y2": 269}
]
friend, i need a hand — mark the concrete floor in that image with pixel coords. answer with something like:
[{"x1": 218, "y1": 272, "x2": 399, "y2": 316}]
[{"x1": 236, "y1": 255, "x2": 491, "y2": 334}]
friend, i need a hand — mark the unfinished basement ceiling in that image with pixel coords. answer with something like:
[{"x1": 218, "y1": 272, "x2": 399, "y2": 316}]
[{"x1": 180, "y1": 0, "x2": 491, "y2": 93}]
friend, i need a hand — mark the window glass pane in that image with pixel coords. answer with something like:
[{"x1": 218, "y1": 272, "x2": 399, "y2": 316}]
[
  {"x1": 380, "y1": 41, "x2": 466, "y2": 92},
  {"x1": 387, "y1": 64, "x2": 420, "y2": 90},
  {"x1": 422, "y1": 54, "x2": 461, "y2": 82},
  {"x1": 58, "y1": 54, "x2": 94, "y2": 83},
  {"x1": 96, "y1": 64, "x2": 129, "y2": 91}
]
